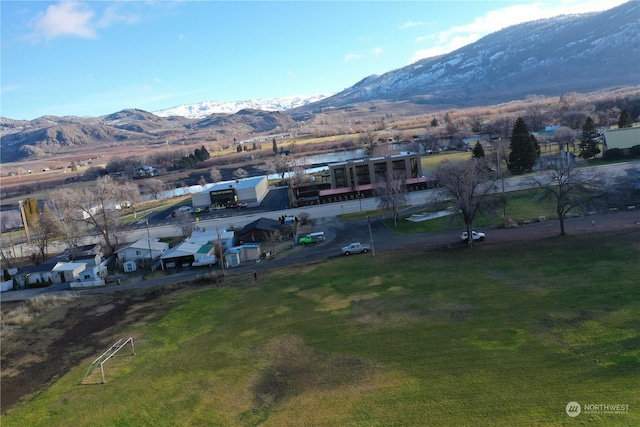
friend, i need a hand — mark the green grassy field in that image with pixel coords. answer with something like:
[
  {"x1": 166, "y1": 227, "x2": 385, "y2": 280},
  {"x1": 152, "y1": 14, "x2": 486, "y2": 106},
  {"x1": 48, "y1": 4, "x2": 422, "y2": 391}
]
[
  {"x1": 3, "y1": 231, "x2": 639, "y2": 426},
  {"x1": 384, "y1": 188, "x2": 561, "y2": 234}
]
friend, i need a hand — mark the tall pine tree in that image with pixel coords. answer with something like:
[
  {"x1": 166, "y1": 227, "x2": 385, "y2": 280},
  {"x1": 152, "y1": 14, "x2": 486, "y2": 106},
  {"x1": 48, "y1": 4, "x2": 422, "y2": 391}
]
[
  {"x1": 508, "y1": 118, "x2": 540, "y2": 174},
  {"x1": 579, "y1": 116, "x2": 600, "y2": 159},
  {"x1": 472, "y1": 142, "x2": 485, "y2": 158},
  {"x1": 618, "y1": 110, "x2": 632, "y2": 128}
]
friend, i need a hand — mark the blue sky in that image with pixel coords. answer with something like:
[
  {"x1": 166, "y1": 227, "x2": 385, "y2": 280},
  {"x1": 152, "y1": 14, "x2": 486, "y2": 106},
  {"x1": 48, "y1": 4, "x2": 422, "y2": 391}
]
[{"x1": 1, "y1": 0, "x2": 628, "y2": 120}]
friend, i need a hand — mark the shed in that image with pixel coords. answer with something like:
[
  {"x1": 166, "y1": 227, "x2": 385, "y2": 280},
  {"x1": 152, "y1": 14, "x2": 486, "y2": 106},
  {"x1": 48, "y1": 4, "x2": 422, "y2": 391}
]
[
  {"x1": 222, "y1": 243, "x2": 262, "y2": 268},
  {"x1": 52, "y1": 262, "x2": 87, "y2": 283}
]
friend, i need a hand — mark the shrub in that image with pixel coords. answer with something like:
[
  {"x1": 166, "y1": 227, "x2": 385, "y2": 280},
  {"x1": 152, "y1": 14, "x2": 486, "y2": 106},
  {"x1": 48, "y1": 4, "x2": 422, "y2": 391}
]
[
  {"x1": 603, "y1": 148, "x2": 624, "y2": 160},
  {"x1": 629, "y1": 145, "x2": 640, "y2": 158}
]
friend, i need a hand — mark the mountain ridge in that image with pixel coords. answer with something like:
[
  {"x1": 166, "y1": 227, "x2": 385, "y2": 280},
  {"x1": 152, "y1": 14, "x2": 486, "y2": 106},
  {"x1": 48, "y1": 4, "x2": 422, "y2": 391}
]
[{"x1": 2, "y1": 2, "x2": 638, "y2": 162}]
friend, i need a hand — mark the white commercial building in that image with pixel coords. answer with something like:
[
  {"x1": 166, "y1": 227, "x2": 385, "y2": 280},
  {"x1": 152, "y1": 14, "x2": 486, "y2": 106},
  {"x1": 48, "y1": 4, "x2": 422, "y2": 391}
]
[{"x1": 191, "y1": 176, "x2": 269, "y2": 209}]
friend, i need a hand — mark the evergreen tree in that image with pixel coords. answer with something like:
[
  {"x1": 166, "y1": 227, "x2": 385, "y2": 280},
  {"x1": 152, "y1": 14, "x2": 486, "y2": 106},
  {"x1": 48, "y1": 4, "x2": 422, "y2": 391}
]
[
  {"x1": 430, "y1": 118, "x2": 439, "y2": 127},
  {"x1": 472, "y1": 142, "x2": 486, "y2": 159},
  {"x1": 618, "y1": 109, "x2": 632, "y2": 128},
  {"x1": 508, "y1": 117, "x2": 540, "y2": 174},
  {"x1": 200, "y1": 145, "x2": 210, "y2": 160},
  {"x1": 579, "y1": 116, "x2": 600, "y2": 159},
  {"x1": 272, "y1": 138, "x2": 277, "y2": 154}
]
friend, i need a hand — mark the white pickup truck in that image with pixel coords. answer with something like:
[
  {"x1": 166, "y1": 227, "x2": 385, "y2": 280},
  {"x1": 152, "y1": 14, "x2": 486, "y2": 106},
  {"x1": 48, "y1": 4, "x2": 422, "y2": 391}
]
[{"x1": 341, "y1": 242, "x2": 371, "y2": 255}]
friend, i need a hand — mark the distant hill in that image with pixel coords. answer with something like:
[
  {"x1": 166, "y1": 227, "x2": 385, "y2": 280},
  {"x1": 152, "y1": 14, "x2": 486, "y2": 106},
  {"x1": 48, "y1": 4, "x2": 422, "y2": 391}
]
[
  {"x1": 0, "y1": 108, "x2": 295, "y2": 162},
  {"x1": 2, "y1": 2, "x2": 638, "y2": 162}
]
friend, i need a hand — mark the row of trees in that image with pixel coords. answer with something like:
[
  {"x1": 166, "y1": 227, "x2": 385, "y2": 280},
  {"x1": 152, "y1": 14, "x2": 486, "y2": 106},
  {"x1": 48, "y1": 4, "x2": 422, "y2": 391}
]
[
  {"x1": 6, "y1": 176, "x2": 142, "y2": 266},
  {"x1": 377, "y1": 116, "x2": 635, "y2": 248}
]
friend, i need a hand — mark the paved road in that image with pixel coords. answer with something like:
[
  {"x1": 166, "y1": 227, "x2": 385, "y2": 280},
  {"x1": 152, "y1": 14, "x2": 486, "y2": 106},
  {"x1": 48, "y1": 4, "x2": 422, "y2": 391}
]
[{"x1": 2, "y1": 161, "x2": 638, "y2": 302}]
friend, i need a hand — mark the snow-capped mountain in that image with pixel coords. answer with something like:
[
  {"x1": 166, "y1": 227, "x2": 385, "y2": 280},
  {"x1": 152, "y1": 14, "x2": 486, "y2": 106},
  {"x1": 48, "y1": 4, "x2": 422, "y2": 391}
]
[
  {"x1": 299, "y1": 1, "x2": 640, "y2": 111},
  {"x1": 153, "y1": 94, "x2": 332, "y2": 118}
]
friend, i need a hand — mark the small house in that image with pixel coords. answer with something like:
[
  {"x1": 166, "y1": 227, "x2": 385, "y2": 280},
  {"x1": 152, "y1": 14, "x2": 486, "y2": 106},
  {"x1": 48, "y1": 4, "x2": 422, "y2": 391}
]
[
  {"x1": 115, "y1": 238, "x2": 169, "y2": 271},
  {"x1": 12, "y1": 262, "x2": 57, "y2": 289},
  {"x1": 236, "y1": 218, "x2": 291, "y2": 243}
]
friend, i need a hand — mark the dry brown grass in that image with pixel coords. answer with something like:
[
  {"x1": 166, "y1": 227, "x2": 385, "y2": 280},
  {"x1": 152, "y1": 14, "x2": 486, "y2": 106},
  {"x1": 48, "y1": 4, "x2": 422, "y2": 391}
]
[{"x1": 1, "y1": 294, "x2": 76, "y2": 338}]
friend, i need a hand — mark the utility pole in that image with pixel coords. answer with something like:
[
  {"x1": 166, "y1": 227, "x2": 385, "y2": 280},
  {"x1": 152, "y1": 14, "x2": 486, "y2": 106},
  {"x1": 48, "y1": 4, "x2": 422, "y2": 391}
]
[
  {"x1": 145, "y1": 218, "x2": 153, "y2": 270},
  {"x1": 367, "y1": 212, "x2": 375, "y2": 257},
  {"x1": 18, "y1": 200, "x2": 30, "y2": 243},
  {"x1": 216, "y1": 227, "x2": 226, "y2": 277}
]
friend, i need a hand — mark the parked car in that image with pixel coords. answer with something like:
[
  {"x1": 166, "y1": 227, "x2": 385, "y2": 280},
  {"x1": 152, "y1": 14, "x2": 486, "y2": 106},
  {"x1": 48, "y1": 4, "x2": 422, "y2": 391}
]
[
  {"x1": 192, "y1": 256, "x2": 217, "y2": 267},
  {"x1": 460, "y1": 230, "x2": 486, "y2": 242}
]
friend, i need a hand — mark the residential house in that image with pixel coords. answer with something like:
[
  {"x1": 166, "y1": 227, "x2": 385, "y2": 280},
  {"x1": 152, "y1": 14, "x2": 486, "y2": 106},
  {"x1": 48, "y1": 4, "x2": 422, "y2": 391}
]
[
  {"x1": 236, "y1": 218, "x2": 291, "y2": 244},
  {"x1": 12, "y1": 261, "x2": 58, "y2": 289},
  {"x1": 115, "y1": 238, "x2": 169, "y2": 271},
  {"x1": 189, "y1": 228, "x2": 234, "y2": 250}
]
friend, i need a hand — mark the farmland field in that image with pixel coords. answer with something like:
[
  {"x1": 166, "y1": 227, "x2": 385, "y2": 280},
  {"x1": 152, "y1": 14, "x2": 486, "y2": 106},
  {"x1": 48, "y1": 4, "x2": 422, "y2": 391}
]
[{"x1": 2, "y1": 228, "x2": 639, "y2": 426}]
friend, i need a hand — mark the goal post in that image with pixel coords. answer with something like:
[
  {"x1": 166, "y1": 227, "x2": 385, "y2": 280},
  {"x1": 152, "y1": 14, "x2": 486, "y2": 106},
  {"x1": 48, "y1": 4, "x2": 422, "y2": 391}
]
[{"x1": 81, "y1": 337, "x2": 135, "y2": 384}]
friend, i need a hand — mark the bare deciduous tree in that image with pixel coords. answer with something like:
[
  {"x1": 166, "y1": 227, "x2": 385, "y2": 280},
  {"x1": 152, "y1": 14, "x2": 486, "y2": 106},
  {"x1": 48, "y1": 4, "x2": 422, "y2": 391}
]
[
  {"x1": 27, "y1": 206, "x2": 61, "y2": 264},
  {"x1": 143, "y1": 178, "x2": 166, "y2": 200},
  {"x1": 209, "y1": 168, "x2": 222, "y2": 183},
  {"x1": 532, "y1": 162, "x2": 609, "y2": 236},
  {"x1": 436, "y1": 159, "x2": 498, "y2": 247},
  {"x1": 48, "y1": 176, "x2": 140, "y2": 254},
  {"x1": 374, "y1": 171, "x2": 407, "y2": 226},
  {"x1": 47, "y1": 189, "x2": 85, "y2": 252},
  {"x1": 232, "y1": 168, "x2": 248, "y2": 180},
  {"x1": 263, "y1": 230, "x2": 282, "y2": 255},
  {"x1": 174, "y1": 210, "x2": 195, "y2": 239}
]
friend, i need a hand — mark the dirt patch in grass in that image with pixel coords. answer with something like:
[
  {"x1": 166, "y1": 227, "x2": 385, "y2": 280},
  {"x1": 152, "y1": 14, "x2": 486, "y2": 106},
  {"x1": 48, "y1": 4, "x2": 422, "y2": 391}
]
[
  {"x1": 246, "y1": 335, "x2": 377, "y2": 423},
  {"x1": 0, "y1": 290, "x2": 179, "y2": 414}
]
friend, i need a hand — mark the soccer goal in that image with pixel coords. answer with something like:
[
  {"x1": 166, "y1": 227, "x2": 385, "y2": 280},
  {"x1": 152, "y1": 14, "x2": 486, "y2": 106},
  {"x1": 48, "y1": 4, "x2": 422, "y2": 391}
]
[{"x1": 81, "y1": 337, "x2": 135, "y2": 385}]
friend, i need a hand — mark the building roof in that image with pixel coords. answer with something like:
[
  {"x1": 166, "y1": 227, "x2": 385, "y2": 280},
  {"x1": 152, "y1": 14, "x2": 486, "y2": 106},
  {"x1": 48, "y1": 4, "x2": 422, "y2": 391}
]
[
  {"x1": 187, "y1": 229, "x2": 234, "y2": 245},
  {"x1": 603, "y1": 127, "x2": 640, "y2": 150},
  {"x1": 197, "y1": 176, "x2": 267, "y2": 196},
  {"x1": 52, "y1": 262, "x2": 87, "y2": 272},
  {"x1": 237, "y1": 217, "x2": 287, "y2": 235},
  {"x1": 115, "y1": 238, "x2": 169, "y2": 253},
  {"x1": 160, "y1": 242, "x2": 211, "y2": 260}
]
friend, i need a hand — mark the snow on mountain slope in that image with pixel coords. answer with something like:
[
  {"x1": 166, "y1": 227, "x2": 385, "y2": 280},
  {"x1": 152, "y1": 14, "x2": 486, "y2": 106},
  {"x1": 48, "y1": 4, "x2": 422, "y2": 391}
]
[{"x1": 153, "y1": 94, "x2": 332, "y2": 118}]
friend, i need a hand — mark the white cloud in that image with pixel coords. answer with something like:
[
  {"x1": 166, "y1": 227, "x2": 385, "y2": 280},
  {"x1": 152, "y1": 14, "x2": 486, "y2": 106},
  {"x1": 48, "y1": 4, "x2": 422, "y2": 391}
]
[
  {"x1": 410, "y1": 0, "x2": 629, "y2": 63},
  {"x1": 344, "y1": 53, "x2": 364, "y2": 62},
  {"x1": 33, "y1": 1, "x2": 96, "y2": 39},
  {"x1": 1, "y1": 84, "x2": 21, "y2": 94},
  {"x1": 400, "y1": 20, "x2": 428, "y2": 30},
  {"x1": 97, "y1": 4, "x2": 139, "y2": 28},
  {"x1": 30, "y1": 1, "x2": 140, "y2": 41},
  {"x1": 372, "y1": 47, "x2": 384, "y2": 56}
]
